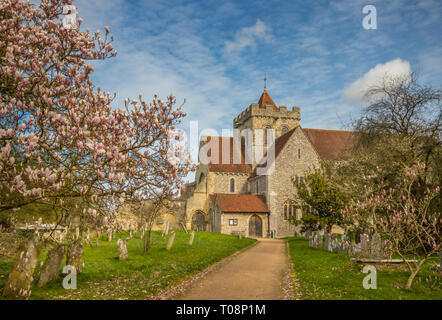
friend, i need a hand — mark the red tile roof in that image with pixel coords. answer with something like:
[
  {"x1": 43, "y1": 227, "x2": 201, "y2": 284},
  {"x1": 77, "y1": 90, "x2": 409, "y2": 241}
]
[
  {"x1": 258, "y1": 89, "x2": 278, "y2": 110},
  {"x1": 200, "y1": 136, "x2": 252, "y2": 173},
  {"x1": 302, "y1": 128, "x2": 354, "y2": 160},
  {"x1": 211, "y1": 193, "x2": 269, "y2": 213}
]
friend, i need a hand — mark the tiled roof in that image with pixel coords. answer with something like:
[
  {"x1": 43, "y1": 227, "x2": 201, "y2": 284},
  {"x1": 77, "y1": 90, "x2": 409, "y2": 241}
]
[
  {"x1": 251, "y1": 127, "x2": 354, "y2": 176},
  {"x1": 211, "y1": 193, "x2": 269, "y2": 213},
  {"x1": 258, "y1": 89, "x2": 278, "y2": 110},
  {"x1": 302, "y1": 128, "x2": 354, "y2": 160},
  {"x1": 200, "y1": 136, "x2": 252, "y2": 174}
]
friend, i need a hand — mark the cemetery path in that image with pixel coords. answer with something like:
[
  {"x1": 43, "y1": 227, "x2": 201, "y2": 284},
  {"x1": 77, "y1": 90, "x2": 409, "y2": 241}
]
[{"x1": 175, "y1": 239, "x2": 289, "y2": 300}]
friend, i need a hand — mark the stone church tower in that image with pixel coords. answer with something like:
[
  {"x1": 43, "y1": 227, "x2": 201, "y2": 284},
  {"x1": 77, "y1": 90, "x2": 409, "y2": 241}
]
[{"x1": 233, "y1": 89, "x2": 301, "y2": 165}]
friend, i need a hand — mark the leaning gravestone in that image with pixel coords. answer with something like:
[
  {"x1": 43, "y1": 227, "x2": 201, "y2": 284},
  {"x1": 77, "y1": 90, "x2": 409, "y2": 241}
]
[
  {"x1": 189, "y1": 231, "x2": 195, "y2": 246},
  {"x1": 162, "y1": 220, "x2": 170, "y2": 237},
  {"x1": 117, "y1": 239, "x2": 128, "y2": 260},
  {"x1": 166, "y1": 231, "x2": 176, "y2": 251},
  {"x1": 2, "y1": 234, "x2": 42, "y2": 298},
  {"x1": 38, "y1": 244, "x2": 65, "y2": 287},
  {"x1": 107, "y1": 228, "x2": 112, "y2": 242}
]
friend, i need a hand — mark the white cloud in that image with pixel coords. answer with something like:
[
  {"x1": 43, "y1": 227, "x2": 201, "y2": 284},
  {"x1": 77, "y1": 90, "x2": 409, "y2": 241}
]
[
  {"x1": 342, "y1": 58, "x2": 412, "y2": 102},
  {"x1": 224, "y1": 19, "x2": 274, "y2": 54}
]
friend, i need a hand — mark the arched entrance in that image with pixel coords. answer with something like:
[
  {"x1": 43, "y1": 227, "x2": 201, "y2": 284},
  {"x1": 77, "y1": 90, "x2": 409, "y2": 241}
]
[
  {"x1": 249, "y1": 214, "x2": 263, "y2": 237},
  {"x1": 191, "y1": 211, "x2": 207, "y2": 231}
]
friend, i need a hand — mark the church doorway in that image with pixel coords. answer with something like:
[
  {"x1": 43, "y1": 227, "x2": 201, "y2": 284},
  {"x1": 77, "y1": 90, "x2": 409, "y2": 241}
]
[
  {"x1": 248, "y1": 214, "x2": 263, "y2": 237},
  {"x1": 191, "y1": 211, "x2": 207, "y2": 231}
]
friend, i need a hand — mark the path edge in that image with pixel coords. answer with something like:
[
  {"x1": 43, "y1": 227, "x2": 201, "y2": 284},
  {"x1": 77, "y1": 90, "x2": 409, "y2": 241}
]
[
  {"x1": 282, "y1": 239, "x2": 302, "y2": 300},
  {"x1": 150, "y1": 239, "x2": 260, "y2": 300}
]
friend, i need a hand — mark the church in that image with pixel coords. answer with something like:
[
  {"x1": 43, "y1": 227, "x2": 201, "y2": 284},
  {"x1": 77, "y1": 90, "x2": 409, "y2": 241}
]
[{"x1": 180, "y1": 89, "x2": 353, "y2": 238}]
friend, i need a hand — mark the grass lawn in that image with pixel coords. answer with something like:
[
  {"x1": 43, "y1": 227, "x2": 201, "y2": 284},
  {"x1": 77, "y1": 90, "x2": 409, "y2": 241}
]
[
  {"x1": 0, "y1": 230, "x2": 256, "y2": 300},
  {"x1": 287, "y1": 237, "x2": 441, "y2": 300}
]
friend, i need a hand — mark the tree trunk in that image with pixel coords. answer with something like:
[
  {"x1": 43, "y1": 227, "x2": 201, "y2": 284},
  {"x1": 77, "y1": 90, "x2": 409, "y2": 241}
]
[
  {"x1": 144, "y1": 230, "x2": 152, "y2": 254},
  {"x1": 38, "y1": 244, "x2": 65, "y2": 287},
  {"x1": 66, "y1": 241, "x2": 83, "y2": 273},
  {"x1": 405, "y1": 259, "x2": 426, "y2": 290},
  {"x1": 2, "y1": 234, "x2": 42, "y2": 299}
]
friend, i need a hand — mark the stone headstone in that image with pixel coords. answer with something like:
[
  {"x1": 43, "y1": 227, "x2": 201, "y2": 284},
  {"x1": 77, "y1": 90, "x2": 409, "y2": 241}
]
[
  {"x1": 166, "y1": 231, "x2": 175, "y2": 251},
  {"x1": 370, "y1": 233, "x2": 381, "y2": 258},
  {"x1": 38, "y1": 244, "x2": 65, "y2": 287},
  {"x1": 75, "y1": 227, "x2": 80, "y2": 241},
  {"x1": 189, "y1": 231, "x2": 195, "y2": 246},
  {"x1": 305, "y1": 230, "x2": 312, "y2": 241},
  {"x1": 117, "y1": 239, "x2": 128, "y2": 260},
  {"x1": 360, "y1": 234, "x2": 370, "y2": 257},
  {"x1": 162, "y1": 220, "x2": 170, "y2": 237},
  {"x1": 107, "y1": 228, "x2": 112, "y2": 242},
  {"x1": 331, "y1": 234, "x2": 339, "y2": 253},
  {"x1": 324, "y1": 232, "x2": 332, "y2": 252},
  {"x1": 351, "y1": 242, "x2": 362, "y2": 256}
]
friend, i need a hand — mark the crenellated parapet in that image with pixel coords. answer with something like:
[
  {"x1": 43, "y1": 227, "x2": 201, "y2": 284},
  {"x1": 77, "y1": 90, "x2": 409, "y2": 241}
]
[{"x1": 233, "y1": 103, "x2": 301, "y2": 129}]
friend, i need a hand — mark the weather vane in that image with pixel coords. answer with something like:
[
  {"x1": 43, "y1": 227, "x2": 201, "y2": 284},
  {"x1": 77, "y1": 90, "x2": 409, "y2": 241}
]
[{"x1": 263, "y1": 73, "x2": 267, "y2": 90}]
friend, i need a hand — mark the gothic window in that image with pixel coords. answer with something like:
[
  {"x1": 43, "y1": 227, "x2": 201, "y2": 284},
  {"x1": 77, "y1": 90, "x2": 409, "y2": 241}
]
[
  {"x1": 295, "y1": 175, "x2": 299, "y2": 184},
  {"x1": 298, "y1": 148, "x2": 301, "y2": 159},
  {"x1": 284, "y1": 200, "x2": 297, "y2": 220},
  {"x1": 281, "y1": 125, "x2": 289, "y2": 135},
  {"x1": 300, "y1": 176, "x2": 304, "y2": 184},
  {"x1": 256, "y1": 180, "x2": 259, "y2": 193},
  {"x1": 230, "y1": 178, "x2": 235, "y2": 192}
]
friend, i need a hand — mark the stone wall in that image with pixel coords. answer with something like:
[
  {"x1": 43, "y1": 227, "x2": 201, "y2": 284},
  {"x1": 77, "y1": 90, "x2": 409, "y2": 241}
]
[
  {"x1": 220, "y1": 212, "x2": 268, "y2": 238},
  {"x1": 267, "y1": 126, "x2": 320, "y2": 238}
]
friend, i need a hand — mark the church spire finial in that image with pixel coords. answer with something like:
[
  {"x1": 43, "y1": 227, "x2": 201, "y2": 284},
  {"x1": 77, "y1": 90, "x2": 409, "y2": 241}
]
[{"x1": 263, "y1": 72, "x2": 267, "y2": 91}]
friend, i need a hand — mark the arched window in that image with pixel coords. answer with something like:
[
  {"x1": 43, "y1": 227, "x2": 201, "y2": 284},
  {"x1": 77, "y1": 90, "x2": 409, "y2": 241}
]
[
  {"x1": 264, "y1": 125, "x2": 272, "y2": 145},
  {"x1": 280, "y1": 125, "x2": 289, "y2": 135},
  {"x1": 230, "y1": 178, "x2": 235, "y2": 193},
  {"x1": 284, "y1": 200, "x2": 297, "y2": 220}
]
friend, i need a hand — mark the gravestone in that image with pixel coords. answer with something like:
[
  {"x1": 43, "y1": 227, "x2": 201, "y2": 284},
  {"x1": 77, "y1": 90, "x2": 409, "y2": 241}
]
[
  {"x1": 117, "y1": 239, "x2": 128, "y2": 260},
  {"x1": 309, "y1": 233, "x2": 314, "y2": 247},
  {"x1": 360, "y1": 234, "x2": 370, "y2": 257},
  {"x1": 381, "y1": 239, "x2": 392, "y2": 259},
  {"x1": 314, "y1": 232, "x2": 322, "y2": 249},
  {"x1": 162, "y1": 221, "x2": 170, "y2": 237},
  {"x1": 305, "y1": 230, "x2": 312, "y2": 241},
  {"x1": 351, "y1": 243, "x2": 362, "y2": 256},
  {"x1": 370, "y1": 233, "x2": 381, "y2": 258},
  {"x1": 324, "y1": 232, "x2": 332, "y2": 251},
  {"x1": 331, "y1": 234, "x2": 339, "y2": 253},
  {"x1": 166, "y1": 231, "x2": 175, "y2": 251},
  {"x1": 38, "y1": 244, "x2": 65, "y2": 287},
  {"x1": 107, "y1": 228, "x2": 112, "y2": 242},
  {"x1": 75, "y1": 227, "x2": 80, "y2": 241},
  {"x1": 95, "y1": 239, "x2": 99, "y2": 247},
  {"x1": 189, "y1": 231, "x2": 195, "y2": 246}
]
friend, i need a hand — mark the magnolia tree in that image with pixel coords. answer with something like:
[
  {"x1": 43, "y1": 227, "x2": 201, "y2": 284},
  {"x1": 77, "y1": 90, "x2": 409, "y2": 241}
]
[
  {"x1": 1, "y1": 0, "x2": 193, "y2": 298},
  {"x1": 341, "y1": 164, "x2": 441, "y2": 289}
]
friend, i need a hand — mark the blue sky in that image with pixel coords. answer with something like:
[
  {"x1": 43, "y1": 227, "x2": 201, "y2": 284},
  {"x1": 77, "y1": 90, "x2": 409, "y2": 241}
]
[{"x1": 73, "y1": 0, "x2": 441, "y2": 134}]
